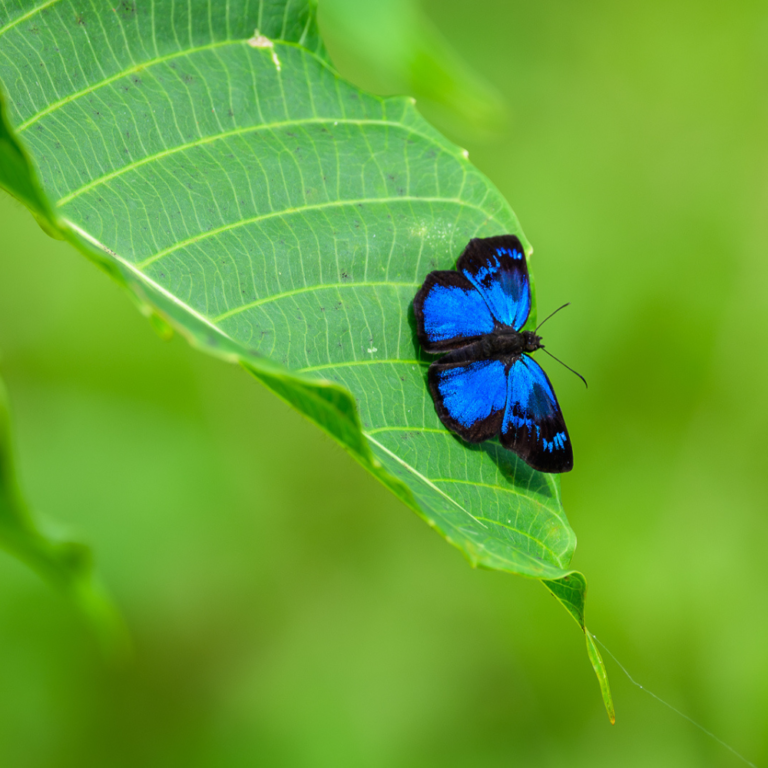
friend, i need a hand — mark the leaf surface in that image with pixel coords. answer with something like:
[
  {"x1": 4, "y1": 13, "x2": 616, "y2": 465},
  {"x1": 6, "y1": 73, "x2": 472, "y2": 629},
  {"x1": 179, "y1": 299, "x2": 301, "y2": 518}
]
[{"x1": 0, "y1": 0, "x2": 611, "y2": 715}]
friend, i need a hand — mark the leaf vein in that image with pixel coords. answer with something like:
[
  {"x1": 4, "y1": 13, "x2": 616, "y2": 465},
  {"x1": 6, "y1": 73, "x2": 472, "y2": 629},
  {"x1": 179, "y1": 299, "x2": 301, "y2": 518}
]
[
  {"x1": 137, "y1": 197, "x2": 500, "y2": 269},
  {"x1": 213, "y1": 281, "x2": 419, "y2": 322}
]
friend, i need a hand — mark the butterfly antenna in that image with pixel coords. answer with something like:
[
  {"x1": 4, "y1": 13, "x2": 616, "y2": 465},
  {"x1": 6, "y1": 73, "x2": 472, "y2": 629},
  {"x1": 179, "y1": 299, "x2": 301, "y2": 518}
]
[
  {"x1": 541, "y1": 347, "x2": 588, "y2": 389},
  {"x1": 535, "y1": 302, "x2": 571, "y2": 332}
]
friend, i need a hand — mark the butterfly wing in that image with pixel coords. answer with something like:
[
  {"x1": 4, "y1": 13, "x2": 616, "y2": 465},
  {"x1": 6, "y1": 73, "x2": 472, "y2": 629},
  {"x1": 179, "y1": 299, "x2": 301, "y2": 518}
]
[
  {"x1": 428, "y1": 345, "x2": 508, "y2": 442},
  {"x1": 501, "y1": 354, "x2": 572, "y2": 473},
  {"x1": 414, "y1": 270, "x2": 497, "y2": 353},
  {"x1": 457, "y1": 235, "x2": 531, "y2": 331}
]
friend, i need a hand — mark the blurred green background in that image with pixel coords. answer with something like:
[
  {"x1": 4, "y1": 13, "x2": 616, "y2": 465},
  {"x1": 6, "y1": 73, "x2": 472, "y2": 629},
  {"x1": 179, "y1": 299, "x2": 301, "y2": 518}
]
[{"x1": 1, "y1": 0, "x2": 766, "y2": 765}]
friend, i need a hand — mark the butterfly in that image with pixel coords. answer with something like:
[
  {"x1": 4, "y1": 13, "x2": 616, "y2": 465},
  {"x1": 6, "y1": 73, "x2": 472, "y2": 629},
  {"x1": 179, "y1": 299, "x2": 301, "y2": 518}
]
[{"x1": 413, "y1": 234, "x2": 574, "y2": 473}]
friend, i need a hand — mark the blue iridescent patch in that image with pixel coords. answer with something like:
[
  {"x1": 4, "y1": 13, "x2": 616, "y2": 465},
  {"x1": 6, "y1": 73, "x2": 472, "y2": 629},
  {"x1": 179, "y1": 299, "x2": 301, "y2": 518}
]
[
  {"x1": 435, "y1": 359, "x2": 507, "y2": 429},
  {"x1": 422, "y1": 283, "x2": 494, "y2": 345}
]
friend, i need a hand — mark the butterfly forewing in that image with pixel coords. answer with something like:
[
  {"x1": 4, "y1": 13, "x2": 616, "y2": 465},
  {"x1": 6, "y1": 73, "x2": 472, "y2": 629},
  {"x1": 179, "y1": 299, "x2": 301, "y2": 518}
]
[
  {"x1": 457, "y1": 235, "x2": 531, "y2": 331},
  {"x1": 413, "y1": 271, "x2": 496, "y2": 353},
  {"x1": 501, "y1": 355, "x2": 573, "y2": 473}
]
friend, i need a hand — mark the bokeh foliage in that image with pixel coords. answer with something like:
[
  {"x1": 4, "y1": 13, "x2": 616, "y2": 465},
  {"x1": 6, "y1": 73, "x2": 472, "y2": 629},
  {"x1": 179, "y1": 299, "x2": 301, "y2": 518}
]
[
  {"x1": 0, "y1": 374, "x2": 127, "y2": 656},
  {"x1": 0, "y1": 0, "x2": 766, "y2": 765}
]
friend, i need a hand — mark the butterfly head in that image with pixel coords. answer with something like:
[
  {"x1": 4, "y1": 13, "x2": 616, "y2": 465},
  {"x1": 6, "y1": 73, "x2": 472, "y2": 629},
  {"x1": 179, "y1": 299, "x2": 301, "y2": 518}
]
[{"x1": 522, "y1": 330, "x2": 543, "y2": 352}]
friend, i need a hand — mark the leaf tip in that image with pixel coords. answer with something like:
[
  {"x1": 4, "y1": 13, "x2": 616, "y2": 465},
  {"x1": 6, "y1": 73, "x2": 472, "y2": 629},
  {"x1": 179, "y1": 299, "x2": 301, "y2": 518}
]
[{"x1": 585, "y1": 629, "x2": 615, "y2": 724}]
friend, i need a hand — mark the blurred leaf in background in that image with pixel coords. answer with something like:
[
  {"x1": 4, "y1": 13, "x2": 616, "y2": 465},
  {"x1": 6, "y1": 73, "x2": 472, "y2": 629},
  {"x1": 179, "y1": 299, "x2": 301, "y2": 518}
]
[
  {"x1": 0, "y1": 372, "x2": 127, "y2": 658},
  {"x1": 319, "y1": 0, "x2": 509, "y2": 139}
]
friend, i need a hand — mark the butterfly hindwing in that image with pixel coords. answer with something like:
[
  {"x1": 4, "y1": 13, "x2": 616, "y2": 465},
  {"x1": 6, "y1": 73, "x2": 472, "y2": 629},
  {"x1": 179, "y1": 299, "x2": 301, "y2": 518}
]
[
  {"x1": 428, "y1": 346, "x2": 507, "y2": 442},
  {"x1": 413, "y1": 271, "x2": 496, "y2": 353},
  {"x1": 501, "y1": 354, "x2": 573, "y2": 473},
  {"x1": 457, "y1": 235, "x2": 531, "y2": 331}
]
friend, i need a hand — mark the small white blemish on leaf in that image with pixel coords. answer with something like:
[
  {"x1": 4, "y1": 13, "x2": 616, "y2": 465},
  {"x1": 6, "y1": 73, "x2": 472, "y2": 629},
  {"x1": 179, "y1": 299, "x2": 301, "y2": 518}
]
[
  {"x1": 367, "y1": 347, "x2": 378, "y2": 354},
  {"x1": 461, "y1": 149, "x2": 469, "y2": 159},
  {"x1": 247, "y1": 29, "x2": 281, "y2": 72}
]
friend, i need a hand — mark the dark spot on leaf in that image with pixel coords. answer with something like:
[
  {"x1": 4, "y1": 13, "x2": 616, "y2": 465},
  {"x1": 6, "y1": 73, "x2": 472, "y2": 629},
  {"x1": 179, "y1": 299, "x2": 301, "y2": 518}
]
[{"x1": 120, "y1": 1, "x2": 137, "y2": 18}]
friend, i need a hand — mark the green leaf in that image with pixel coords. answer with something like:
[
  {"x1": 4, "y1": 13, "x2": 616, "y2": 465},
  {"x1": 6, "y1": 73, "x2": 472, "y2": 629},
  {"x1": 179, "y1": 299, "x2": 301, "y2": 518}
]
[
  {"x1": 0, "y1": 0, "x2": 611, "y2": 715},
  {"x1": 544, "y1": 573, "x2": 615, "y2": 724},
  {"x1": 0, "y1": 373, "x2": 129, "y2": 658}
]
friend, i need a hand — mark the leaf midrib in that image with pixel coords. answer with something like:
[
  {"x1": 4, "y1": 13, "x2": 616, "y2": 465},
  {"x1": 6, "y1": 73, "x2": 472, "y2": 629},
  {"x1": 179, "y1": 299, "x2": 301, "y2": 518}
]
[{"x1": 367, "y1": 435, "x2": 569, "y2": 572}]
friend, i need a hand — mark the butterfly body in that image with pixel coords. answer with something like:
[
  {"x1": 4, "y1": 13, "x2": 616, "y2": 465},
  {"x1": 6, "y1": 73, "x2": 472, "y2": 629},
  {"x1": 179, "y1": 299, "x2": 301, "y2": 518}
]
[
  {"x1": 413, "y1": 235, "x2": 573, "y2": 474},
  {"x1": 430, "y1": 330, "x2": 542, "y2": 365}
]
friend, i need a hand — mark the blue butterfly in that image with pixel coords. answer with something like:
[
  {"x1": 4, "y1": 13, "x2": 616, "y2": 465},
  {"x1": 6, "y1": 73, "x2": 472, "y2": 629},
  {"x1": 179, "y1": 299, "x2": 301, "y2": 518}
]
[{"x1": 413, "y1": 235, "x2": 574, "y2": 473}]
